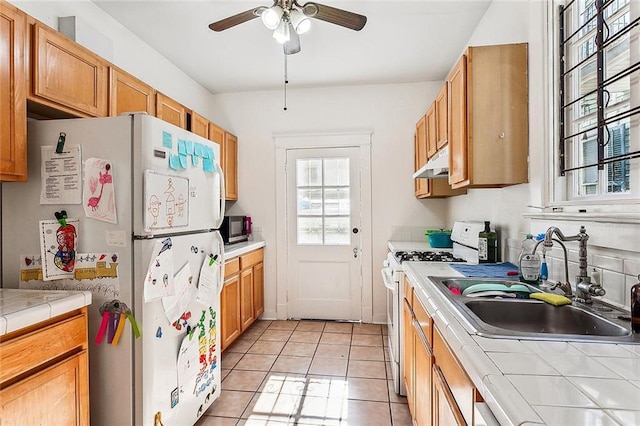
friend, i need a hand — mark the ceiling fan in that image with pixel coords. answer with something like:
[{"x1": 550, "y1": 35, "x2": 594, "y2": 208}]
[{"x1": 208, "y1": 0, "x2": 367, "y2": 55}]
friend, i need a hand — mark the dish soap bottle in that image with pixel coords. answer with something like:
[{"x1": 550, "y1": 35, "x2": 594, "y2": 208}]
[
  {"x1": 632, "y1": 276, "x2": 640, "y2": 333},
  {"x1": 519, "y1": 234, "x2": 540, "y2": 284},
  {"x1": 478, "y1": 221, "x2": 497, "y2": 263}
]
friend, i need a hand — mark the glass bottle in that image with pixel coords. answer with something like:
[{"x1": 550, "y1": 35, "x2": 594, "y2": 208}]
[
  {"x1": 478, "y1": 221, "x2": 497, "y2": 263},
  {"x1": 632, "y1": 277, "x2": 640, "y2": 333}
]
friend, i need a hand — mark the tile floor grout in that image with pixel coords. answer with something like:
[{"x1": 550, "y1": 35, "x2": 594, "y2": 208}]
[{"x1": 196, "y1": 320, "x2": 411, "y2": 426}]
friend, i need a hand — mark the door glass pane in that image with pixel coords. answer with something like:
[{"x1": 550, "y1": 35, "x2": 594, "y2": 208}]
[
  {"x1": 324, "y1": 217, "x2": 350, "y2": 245},
  {"x1": 324, "y1": 158, "x2": 350, "y2": 186},
  {"x1": 298, "y1": 189, "x2": 322, "y2": 215},
  {"x1": 297, "y1": 159, "x2": 322, "y2": 186},
  {"x1": 298, "y1": 217, "x2": 323, "y2": 244},
  {"x1": 296, "y1": 157, "x2": 351, "y2": 245},
  {"x1": 324, "y1": 188, "x2": 350, "y2": 215}
]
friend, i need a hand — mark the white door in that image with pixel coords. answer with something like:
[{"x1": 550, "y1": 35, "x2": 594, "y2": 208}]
[{"x1": 286, "y1": 147, "x2": 362, "y2": 321}]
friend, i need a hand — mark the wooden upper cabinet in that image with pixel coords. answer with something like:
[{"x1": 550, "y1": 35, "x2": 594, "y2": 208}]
[
  {"x1": 208, "y1": 122, "x2": 224, "y2": 145},
  {"x1": 109, "y1": 67, "x2": 156, "y2": 117},
  {"x1": 156, "y1": 92, "x2": 187, "y2": 129},
  {"x1": 448, "y1": 55, "x2": 468, "y2": 188},
  {"x1": 413, "y1": 128, "x2": 429, "y2": 198},
  {"x1": 224, "y1": 132, "x2": 238, "y2": 201},
  {"x1": 0, "y1": 2, "x2": 27, "y2": 182},
  {"x1": 31, "y1": 22, "x2": 108, "y2": 117},
  {"x1": 426, "y1": 104, "x2": 437, "y2": 160},
  {"x1": 435, "y1": 83, "x2": 448, "y2": 150},
  {"x1": 190, "y1": 111, "x2": 209, "y2": 139},
  {"x1": 448, "y1": 43, "x2": 529, "y2": 189}
]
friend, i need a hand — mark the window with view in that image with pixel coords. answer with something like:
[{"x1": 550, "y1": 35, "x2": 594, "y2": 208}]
[
  {"x1": 558, "y1": 0, "x2": 639, "y2": 201},
  {"x1": 296, "y1": 157, "x2": 351, "y2": 245}
]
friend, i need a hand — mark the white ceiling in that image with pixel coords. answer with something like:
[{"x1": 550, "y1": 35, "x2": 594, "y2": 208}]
[{"x1": 91, "y1": 0, "x2": 492, "y2": 94}]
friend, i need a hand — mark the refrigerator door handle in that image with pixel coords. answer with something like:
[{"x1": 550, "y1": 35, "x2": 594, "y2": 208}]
[
  {"x1": 214, "y1": 231, "x2": 225, "y2": 295},
  {"x1": 215, "y1": 163, "x2": 226, "y2": 229}
]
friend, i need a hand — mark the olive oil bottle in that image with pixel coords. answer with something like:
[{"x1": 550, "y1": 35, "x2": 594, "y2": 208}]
[{"x1": 478, "y1": 221, "x2": 498, "y2": 263}]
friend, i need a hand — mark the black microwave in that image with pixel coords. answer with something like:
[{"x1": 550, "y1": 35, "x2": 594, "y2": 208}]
[{"x1": 221, "y1": 215, "x2": 248, "y2": 245}]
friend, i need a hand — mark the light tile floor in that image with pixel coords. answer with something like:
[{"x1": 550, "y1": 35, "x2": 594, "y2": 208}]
[{"x1": 196, "y1": 320, "x2": 411, "y2": 426}]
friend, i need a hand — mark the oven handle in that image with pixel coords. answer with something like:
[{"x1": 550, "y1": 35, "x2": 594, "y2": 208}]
[{"x1": 381, "y1": 268, "x2": 395, "y2": 291}]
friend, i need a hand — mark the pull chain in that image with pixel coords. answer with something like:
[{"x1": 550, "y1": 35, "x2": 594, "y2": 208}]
[{"x1": 283, "y1": 54, "x2": 288, "y2": 111}]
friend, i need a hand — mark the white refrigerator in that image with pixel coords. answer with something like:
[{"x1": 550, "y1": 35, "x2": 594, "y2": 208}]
[{"x1": 1, "y1": 113, "x2": 225, "y2": 425}]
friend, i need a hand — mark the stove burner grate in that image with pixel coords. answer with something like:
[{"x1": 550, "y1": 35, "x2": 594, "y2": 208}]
[{"x1": 394, "y1": 250, "x2": 465, "y2": 263}]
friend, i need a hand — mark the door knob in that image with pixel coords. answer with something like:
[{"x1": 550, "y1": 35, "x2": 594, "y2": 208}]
[{"x1": 353, "y1": 247, "x2": 359, "y2": 258}]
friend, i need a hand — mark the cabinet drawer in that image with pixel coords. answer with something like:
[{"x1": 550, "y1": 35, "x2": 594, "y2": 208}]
[
  {"x1": 413, "y1": 297, "x2": 433, "y2": 348},
  {"x1": 403, "y1": 277, "x2": 413, "y2": 308},
  {"x1": 240, "y1": 248, "x2": 263, "y2": 269},
  {"x1": 433, "y1": 326, "x2": 474, "y2": 425},
  {"x1": 0, "y1": 312, "x2": 87, "y2": 385},
  {"x1": 224, "y1": 258, "x2": 240, "y2": 279}
]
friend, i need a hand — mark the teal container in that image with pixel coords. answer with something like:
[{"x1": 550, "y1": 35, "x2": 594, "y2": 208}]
[{"x1": 426, "y1": 230, "x2": 453, "y2": 248}]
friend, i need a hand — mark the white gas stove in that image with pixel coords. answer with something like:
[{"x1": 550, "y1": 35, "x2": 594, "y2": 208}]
[{"x1": 382, "y1": 221, "x2": 486, "y2": 396}]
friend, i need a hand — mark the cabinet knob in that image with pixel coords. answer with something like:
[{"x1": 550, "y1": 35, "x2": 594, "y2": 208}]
[{"x1": 499, "y1": 133, "x2": 505, "y2": 139}]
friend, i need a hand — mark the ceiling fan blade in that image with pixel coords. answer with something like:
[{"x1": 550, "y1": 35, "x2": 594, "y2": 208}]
[
  {"x1": 208, "y1": 7, "x2": 265, "y2": 32},
  {"x1": 298, "y1": 1, "x2": 367, "y2": 31},
  {"x1": 284, "y1": 24, "x2": 301, "y2": 55}
]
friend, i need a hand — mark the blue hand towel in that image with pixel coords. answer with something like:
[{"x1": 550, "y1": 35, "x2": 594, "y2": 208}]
[{"x1": 450, "y1": 262, "x2": 519, "y2": 278}]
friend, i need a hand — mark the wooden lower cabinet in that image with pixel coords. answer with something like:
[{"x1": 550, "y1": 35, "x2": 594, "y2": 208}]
[
  {"x1": 220, "y1": 247, "x2": 265, "y2": 351},
  {"x1": 403, "y1": 276, "x2": 480, "y2": 426},
  {"x1": 220, "y1": 271, "x2": 241, "y2": 351},
  {"x1": 433, "y1": 364, "x2": 466, "y2": 426},
  {"x1": 0, "y1": 307, "x2": 90, "y2": 425}
]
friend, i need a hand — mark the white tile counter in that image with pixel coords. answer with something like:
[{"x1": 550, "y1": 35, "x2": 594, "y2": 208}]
[
  {"x1": 0, "y1": 288, "x2": 92, "y2": 336},
  {"x1": 224, "y1": 239, "x2": 265, "y2": 260},
  {"x1": 403, "y1": 262, "x2": 640, "y2": 426}
]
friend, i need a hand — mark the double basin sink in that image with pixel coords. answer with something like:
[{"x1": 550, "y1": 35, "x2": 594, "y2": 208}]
[{"x1": 429, "y1": 277, "x2": 640, "y2": 344}]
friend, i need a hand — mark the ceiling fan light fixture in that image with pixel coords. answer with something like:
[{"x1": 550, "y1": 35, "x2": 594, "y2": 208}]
[
  {"x1": 261, "y1": 6, "x2": 283, "y2": 30},
  {"x1": 272, "y1": 20, "x2": 291, "y2": 44},
  {"x1": 289, "y1": 9, "x2": 311, "y2": 34}
]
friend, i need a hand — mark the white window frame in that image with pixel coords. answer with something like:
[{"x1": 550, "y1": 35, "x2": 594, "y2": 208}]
[{"x1": 543, "y1": 0, "x2": 640, "y2": 218}]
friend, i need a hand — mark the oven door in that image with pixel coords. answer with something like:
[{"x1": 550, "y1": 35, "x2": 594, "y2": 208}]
[{"x1": 381, "y1": 260, "x2": 405, "y2": 395}]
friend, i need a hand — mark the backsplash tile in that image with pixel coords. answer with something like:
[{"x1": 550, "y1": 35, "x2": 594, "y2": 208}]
[{"x1": 593, "y1": 254, "x2": 624, "y2": 273}]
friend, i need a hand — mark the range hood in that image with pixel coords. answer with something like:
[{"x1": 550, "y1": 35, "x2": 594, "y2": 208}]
[{"x1": 412, "y1": 146, "x2": 449, "y2": 179}]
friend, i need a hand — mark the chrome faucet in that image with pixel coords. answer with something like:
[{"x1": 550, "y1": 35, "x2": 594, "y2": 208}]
[{"x1": 534, "y1": 226, "x2": 605, "y2": 304}]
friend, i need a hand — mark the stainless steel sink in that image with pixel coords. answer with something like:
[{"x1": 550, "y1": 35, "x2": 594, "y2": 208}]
[{"x1": 430, "y1": 277, "x2": 640, "y2": 344}]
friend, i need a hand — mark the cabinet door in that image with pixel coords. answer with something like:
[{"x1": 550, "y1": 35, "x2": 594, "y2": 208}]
[
  {"x1": 32, "y1": 23, "x2": 108, "y2": 117},
  {"x1": 0, "y1": 350, "x2": 89, "y2": 425},
  {"x1": 220, "y1": 275, "x2": 241, "y2": 351},
  {"x1": 448, "y1": 55, "x2": 468, "y2": 188},
  {"x1": 414, "y1": 129, "x2": 428, "y2": 199},
  {"x1": 402, "y1": 298, "x2": 415, "y2": 416},
  {"x1": 156, "y1": 92, "x2": 186, "y2": 128},
  {"x1": 433, "y1": 365, "x2": 466, "y2": 426},
  {"x1": 224, "y1": 132, "x2": 238, "y2": 200},
  {"x1": 191, "y1": 111, "x2": 209, "y2": 138},
  {"x1": 414, "y1": 331, "x2": 433, "y2": 426},
  {"x1": 109, "y1": 68, "x2": 155, "y2": 116},
  {"x1": 240, "y1": 267, "x2": 255, "y2": 331},
  {"x1": 426, "y1": 103, "x2": 437, "y2": 159},
  {"x1": 253, "y1": 261, "x2": 264, "y2": 319},
  {"x1": 0, "y1": 2, "x2": 27, "y2": 182},
  {"x1": 435, "y1": 83, "x2": 449, "y2": 150}
]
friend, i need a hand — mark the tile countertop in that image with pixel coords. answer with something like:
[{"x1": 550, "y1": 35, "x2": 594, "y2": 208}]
[
  {"x1": 224, "y1": 240, "x2": 266, "y2": 260},
  {"x1": 403, "y1": 262, "x2": 640, "y2": 426},
  {"x1": 0, "y1": 289, "x2": 92, "y2": 336}
]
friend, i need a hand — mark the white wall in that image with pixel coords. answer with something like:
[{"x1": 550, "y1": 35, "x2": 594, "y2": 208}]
[{"x1": 210, "y1": 83, "x2": 449, "y2": 322}]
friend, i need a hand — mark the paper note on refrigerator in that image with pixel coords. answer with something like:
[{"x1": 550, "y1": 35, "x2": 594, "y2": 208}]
[
  {"x1": 39, "y1": 218, "x2": 79, "y2": 281},
  {"x1": 196, "y1": 255, "x2": 219, "y2": 305},
  {"x1": 83, "y1": 158, "x2": 117, "y2": 224},
  {"x1": 162, "y1": 262, "x2": 197, "y2": 323},
  {"x1": 144, "y1": 240, "x2": 175, "y2": 302},
  {"x1": 40, "y1": 145, "x2": 82, "y2": 204},
  {"x1": 177, "y1": 333, "x2": 200, "y2": 390}
]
